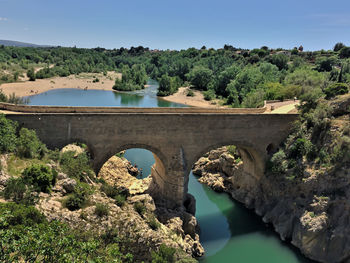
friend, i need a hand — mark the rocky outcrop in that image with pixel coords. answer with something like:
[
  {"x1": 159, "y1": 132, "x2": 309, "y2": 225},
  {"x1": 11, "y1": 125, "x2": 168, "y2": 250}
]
[
  {"x1": 36, "y1": 155, "x2": 203, "y2": 262},
  {"x1": 193, "y1": 146, "x2": 350, "y2": 263}
]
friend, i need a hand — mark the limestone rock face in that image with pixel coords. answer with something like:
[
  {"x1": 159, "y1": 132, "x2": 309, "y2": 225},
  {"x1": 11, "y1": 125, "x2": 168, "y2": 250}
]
[
  {"x1": 192, "y1": 146, "x2": 350, "y2": 263},
  {"x1": 35, "y1": 155, "x2": 202, "y2": 262}
]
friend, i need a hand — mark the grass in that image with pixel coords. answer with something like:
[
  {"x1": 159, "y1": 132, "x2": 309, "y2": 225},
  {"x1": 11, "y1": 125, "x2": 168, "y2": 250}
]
[
  {"x1": 6, "y1": 154, "x2": 48, "y2": 177},
  {"x1": 94, "y1": 203, "x2": 109, "y2": 217}
]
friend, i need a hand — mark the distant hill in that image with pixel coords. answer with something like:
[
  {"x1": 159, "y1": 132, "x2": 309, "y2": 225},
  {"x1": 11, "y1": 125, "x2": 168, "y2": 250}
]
[{"x1": 0, "y1": 40, "x2": 53, "y2": 48}]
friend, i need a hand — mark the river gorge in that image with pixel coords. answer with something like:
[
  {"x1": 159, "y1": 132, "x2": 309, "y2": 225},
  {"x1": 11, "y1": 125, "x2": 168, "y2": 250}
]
[{"x1": 25, "y1": 80, "x2": 313, "y2": 263}]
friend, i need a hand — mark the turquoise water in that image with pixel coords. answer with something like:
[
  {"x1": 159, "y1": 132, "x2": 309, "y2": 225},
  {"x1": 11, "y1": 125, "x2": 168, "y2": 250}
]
[{"x1": 27, "y1": 81, "x2": 313, "y2": 263}]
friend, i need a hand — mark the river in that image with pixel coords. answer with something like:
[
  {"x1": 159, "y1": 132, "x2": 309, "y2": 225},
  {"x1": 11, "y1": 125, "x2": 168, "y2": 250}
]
[{"x1": 26, "y1": 80, "x2": 313, "y2": 263}]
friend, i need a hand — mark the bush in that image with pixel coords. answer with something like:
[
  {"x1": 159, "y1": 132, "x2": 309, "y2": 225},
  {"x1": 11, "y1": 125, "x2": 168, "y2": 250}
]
[
  {"x1": 186, "y1": 89, "x2": 194, "y2": 97},
  {"x1": 0, "y1": 114, "x2": 17, "y2": 153},
  {"x1": 0, "y1": 203, "x2": 45, "y2": 229},
  {"x1": 3, "y1": 177, "x2": 37, "y2": 205},
  {"x1": 324, "y1": 83, "x2": 348, "y2": 99},
  {"x1": 134, "y1": 202, "x2": 146, "y2": 216},
  {"x1": 94, "y1": 203, "x2": 109, "y2": 217},
  {"x1": 16, "y1": 128, "x2": 47, "y2": 159},
  {"x1": 203, "y1": 89, "x2": 216, "y2": 101},
  {"x1": 115, "y1": 194, "x2": 126, "y2": 207},
  {"x1": 151, "y1": 244, "x2": 176, "y2": 263},
  {"x1": 60, "y1": 151, "x2": 94, "y2": 180},
  {"x1": 21, "y1": 164, "x2": 56, "y2": 193},
  {"x1": 269, "y1": 150, "x2": 288, "y2": 174},
  {"x1": 147, "y1": 215, "x2": 161, "y2": 230},
  {"x1": 63, "y1": 182, "x2": 92, "y2": 211}
]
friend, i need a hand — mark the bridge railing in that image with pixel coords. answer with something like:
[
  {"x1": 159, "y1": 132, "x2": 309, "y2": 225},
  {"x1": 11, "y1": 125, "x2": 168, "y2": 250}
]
[{"x1": 0, "y1": 102, "x2": 267, "y2": 114}]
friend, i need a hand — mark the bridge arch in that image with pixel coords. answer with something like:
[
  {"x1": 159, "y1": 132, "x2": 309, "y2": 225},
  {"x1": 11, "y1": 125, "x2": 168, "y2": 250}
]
[{"x1": 185, "y1": 140, "x2": 268, "y2": 185}]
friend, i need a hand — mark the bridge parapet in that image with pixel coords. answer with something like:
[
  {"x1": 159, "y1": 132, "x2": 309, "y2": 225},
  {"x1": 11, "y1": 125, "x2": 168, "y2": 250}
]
[{"x1": 0, "y1": 102, "x2": 267, "y2": 114}]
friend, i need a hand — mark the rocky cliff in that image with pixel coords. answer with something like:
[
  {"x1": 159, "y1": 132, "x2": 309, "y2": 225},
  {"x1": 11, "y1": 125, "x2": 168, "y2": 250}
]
[{"x1": 192, "y1": 95, "x2": 350, "y2": 263}]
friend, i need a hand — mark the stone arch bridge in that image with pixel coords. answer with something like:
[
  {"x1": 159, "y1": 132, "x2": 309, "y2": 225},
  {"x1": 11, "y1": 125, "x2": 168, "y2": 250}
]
[{"x1": 2, "y1": 103, "x2": 298, "y2": 208}]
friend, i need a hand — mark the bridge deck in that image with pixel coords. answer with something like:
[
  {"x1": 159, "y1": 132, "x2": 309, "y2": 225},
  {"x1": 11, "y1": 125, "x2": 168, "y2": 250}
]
[{"x1": 0, "y1": 102, "x2": 297, "y2": 115}]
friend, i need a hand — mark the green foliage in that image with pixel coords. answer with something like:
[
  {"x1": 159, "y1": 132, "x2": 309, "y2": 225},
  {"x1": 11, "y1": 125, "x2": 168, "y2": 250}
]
[
  {"x1": 285, "y1": 68, "x2": 328, "y2": 89},
  {"x1": 186, "y1": 89, "x2": 194, "y2": 97},
  {"x1": 270, "y1": 53, "x2": 289, "y2": 70},
  {"x1": 27, "y1": 67, "x2": 36, "y2": 81},
  {"x1": 16, "y1": 128, "x2": 47, "y2": 159},
  {"x1": 0, "y1": 202, "x2": 45, "y2": 227},
  {"x1": 21, "y1": 164, "x2": 56, "y2": 193},
  {"x1": 0, "y1": 114, "x2": 17, "y2": 153},
  {"x1": 157, "y1": 74, "x2": 181, "y2": 96},
  {"x1": 203, "y1": 89, "x2": 216, "y2": 101},
  {"x1": 94, "y1": 203, "x2": 109, "y2": 217},
  {"x1": 324, "y1": 83, "x2": 349, "y2": 99},
  {"x1": 151, "y1": 244, "x2": 176, "y2": 263},
  {"x1": 339, "y1": 46, "x2": 350, "y2": 59},
  {"x1": 269, "y1": 150, "x2": 288, "y2": 174},
  {"x1": 316, "y1": 57, "x2": 336, "y2": 72},
  {"x1": 147, "y1": 215, "x2": 161, "y2": 230},
  {"x1": 187, "y1": 66, "x2": 213, "y2": 90},
  {"x1": 134, "y1": 202, "x2": 146, "y2": 216},
  {"x1": 100, "y1": 183, "x2": 127, "y2": 207},
  {"x1": 60, "y1": 151, "x2": 94, "y2": 180},
  {"x1": 63, "y1": 182, "x2": 92, "y2": 211},
  {"x1": 0, "y1": 203, "x2": 134, "y2": 262},
  {"x1": 334, "y1": 42, "x2": 345, "y2": 52},
  {"x1": 3, "y1": 177, "x2": 37, "y2": 205}
]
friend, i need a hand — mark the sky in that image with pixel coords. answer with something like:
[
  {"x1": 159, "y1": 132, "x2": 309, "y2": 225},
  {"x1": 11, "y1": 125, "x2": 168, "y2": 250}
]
[{"x1": 0, "y1": 0, "x2": 349, "y2": 51}]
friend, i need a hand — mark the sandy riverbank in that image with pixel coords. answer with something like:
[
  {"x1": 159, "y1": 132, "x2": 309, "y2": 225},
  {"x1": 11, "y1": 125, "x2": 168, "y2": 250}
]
[
  {"x1": 161, "y1": 87, "x2": 226, "y2": 108},
  {"x1": 0, "y1": 72, "x2": 121, "y2": 97}
]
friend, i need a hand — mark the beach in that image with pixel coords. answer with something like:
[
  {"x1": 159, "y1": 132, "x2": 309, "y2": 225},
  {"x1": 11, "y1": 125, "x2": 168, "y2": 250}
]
[
  {"x1": 0, "y1": 72, "x2": 121, "y2": 97},
  {"x1": 161, "y1": 87, "x2": 226, "y2": 108}
]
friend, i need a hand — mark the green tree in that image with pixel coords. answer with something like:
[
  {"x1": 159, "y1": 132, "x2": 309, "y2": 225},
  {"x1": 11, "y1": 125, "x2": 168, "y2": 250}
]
[
  {"x1": 334, "y1": 42, "x2": 345, "y2": 52},
  {"x1": 186, "y1": 66, "x2": 213, "y2": 90},
  {"x1": 16, "y1": 128, "x2": 47, "y2": 159},
  {"x1": 270, "y1": 53, "x2": 289, "y2": 70},
  {"x1": 27, "y1": 68, "x2": 36, "y2": 81},
  {"x1": 0, "y1": 114, "x2": 18, "y2": 153},
  {"x1": 22, "y1": 164, "x2": 56, "y2": 193}
]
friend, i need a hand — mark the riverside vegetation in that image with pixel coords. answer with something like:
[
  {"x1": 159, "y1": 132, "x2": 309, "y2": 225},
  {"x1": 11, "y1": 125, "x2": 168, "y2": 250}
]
[
  {"x1": 0, "y1": 114, "x2": 201, "y2": 263},
  {"x1": 0, "y1": 43, "x2": 349, "y2": 106}
]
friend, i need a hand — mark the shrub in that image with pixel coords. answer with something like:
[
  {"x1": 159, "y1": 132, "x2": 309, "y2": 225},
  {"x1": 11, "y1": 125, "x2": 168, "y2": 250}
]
[
  {"x1": 21, "y1": 164, "x2": 56, "y2": 193},
  {"x1": 60, "y1": 151, "x2": 94, "y2": 180},
  {"x1": 147, "y1": 215, "x2": 161, "y2": 230},
  {"x1": 324, "y1": 83, "x2": 349, "y2": 99},
  {"x1": 203, "y1": 89, "x2": 216, "y2": 101},
  {"x1": 0, "y1": 202, "x2": 45, "y2": 227},
  {"x1": 0, "y1": 114, "x2": 18, "y2": 153},
  {"x1": 186, "y1": 89, "x2": 194, "y2": 97},
  {"x1": 94, "y1": 203, "x2": 109, "y2": 217},
  {"x1": 269, "y1": 150, "x2": 288, "y2": 174},
  {"x1": 134, "y1": 202, "x2": 146, "y2": 216},
  {"x1": 115, "y1": 194, "x2": 126, "y2": 207},
  {"x1": 63, "y1": 182, "x2": 92, "y2": 211},
  {"x1": 151, "y1": 244, "x2": 176, "y2": 263},
  {"x1": 288, "y1": 138, "x2": 307, "y2": 159},
  {"x1": 3, "y1": 177, "x2": 37, "y2": 205},
  {"x1": 101, "y1": 183, "x2": 119, "y2": 199},
  {"x1": 16, "y1": 128, "x2": 47, "y2": 159}
]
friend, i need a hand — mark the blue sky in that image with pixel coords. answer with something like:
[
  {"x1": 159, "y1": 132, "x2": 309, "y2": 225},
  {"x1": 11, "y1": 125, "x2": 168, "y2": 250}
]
[{"x1": 0, "y1": 0, "x2": 349, "y2": 50}]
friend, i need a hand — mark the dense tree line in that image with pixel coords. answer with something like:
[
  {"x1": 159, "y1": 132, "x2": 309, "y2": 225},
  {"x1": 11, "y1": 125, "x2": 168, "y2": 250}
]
[{"x1": 0, "y1": 43, "x2": 349, "y2": 107}]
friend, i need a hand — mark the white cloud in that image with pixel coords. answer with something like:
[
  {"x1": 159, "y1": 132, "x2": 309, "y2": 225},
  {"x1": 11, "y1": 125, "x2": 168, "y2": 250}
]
[{"x1": 0, "y1": 17, "x2": 8, "y2": 21}]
